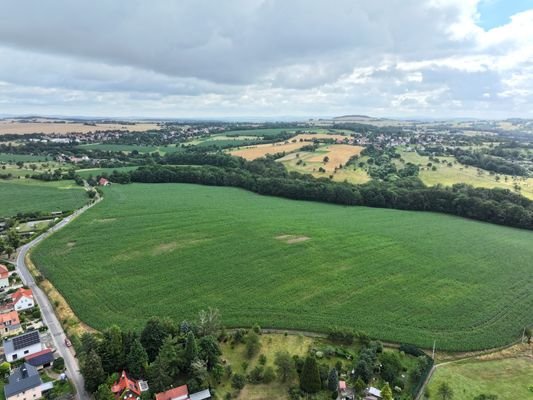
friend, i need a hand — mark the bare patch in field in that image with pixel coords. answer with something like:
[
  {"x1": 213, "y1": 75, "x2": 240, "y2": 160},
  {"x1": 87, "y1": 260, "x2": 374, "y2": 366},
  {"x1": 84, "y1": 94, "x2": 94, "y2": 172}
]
[
  {"x1": 152, "y1": 238, "x2": 211, "y2": 256},
  {"x1": 66, "y1": 241, "x2": 76, "y2": 248},
  {"x1": 94, "y1": 218, "x2": 117, "y2": 223},
  {"x1": 308, "y1": 144, "x2": 364, "y2": 172},
  {"x1": 112, "y1": 250, "x2": 142, "y2": 262},
  {"x1": 275, "y1": 235, "x2": 310, "y2": 244},
  {"x1": 152, "y1": 242, "x2": 178, "y2": 255}
]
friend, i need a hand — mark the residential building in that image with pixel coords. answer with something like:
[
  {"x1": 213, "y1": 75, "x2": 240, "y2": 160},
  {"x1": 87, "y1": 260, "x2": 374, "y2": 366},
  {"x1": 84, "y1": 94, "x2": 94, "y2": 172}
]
[
  {"x1": 99, "y1": 177, "x2": 110, "y2": 186},
  {"x1": 0, "y1": 264, "x2": 9, "y2": 289},
  {"x1": 365, "y1": 386, "x2": 382, "y2": 400},
  {"x1": 0, "y1": 311, "x2": 22, "y2": 337},
  {"x1": 111, "y1": 371, "x2": 148, "y2": 400},
  {"x1": 3, "y1": 331, "x2": 42, "y2": 362},
  {"x1": 4, "y1": 363, "x2": 43, "y2": 400},
  {"x1": 155, "y1": 385, "x2": 211, "y2": 400},
  {"x1": 25, "y1": 348, "x2": 55, "y2": 370},
  {"x1": 11, "y1": 288, "x2": 34, "y2": 311}
]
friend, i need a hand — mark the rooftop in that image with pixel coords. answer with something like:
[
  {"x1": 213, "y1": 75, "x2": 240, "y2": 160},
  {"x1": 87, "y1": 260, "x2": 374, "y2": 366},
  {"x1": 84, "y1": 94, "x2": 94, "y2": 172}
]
[{"x1": 4, "y1": 363, "x2": 42, "y2": 398}]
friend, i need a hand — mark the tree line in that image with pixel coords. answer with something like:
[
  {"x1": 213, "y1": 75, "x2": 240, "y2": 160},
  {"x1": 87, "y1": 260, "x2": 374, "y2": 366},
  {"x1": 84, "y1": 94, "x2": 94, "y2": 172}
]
[{"x1": 106, "y1": 152, "x2": 533, "y2": 230}]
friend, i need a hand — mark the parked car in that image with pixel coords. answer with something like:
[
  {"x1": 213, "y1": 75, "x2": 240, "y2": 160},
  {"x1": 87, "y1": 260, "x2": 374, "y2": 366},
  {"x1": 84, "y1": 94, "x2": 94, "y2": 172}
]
[{"x1": 64, "y1": 338, "x2": 72, "y2": 347}]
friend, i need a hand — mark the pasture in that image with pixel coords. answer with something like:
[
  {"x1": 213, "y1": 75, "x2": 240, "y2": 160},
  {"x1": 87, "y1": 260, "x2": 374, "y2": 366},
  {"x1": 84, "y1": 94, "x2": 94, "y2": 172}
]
[
  {"x1": 31, "y1": 183, "x2": 533, "y2": 351},
  {"x1": 428, "y1": 356, "x2": 533, "y2": 399},
  {"x1": 0, "y1": 179, "x2": 87, "y2": 217}
]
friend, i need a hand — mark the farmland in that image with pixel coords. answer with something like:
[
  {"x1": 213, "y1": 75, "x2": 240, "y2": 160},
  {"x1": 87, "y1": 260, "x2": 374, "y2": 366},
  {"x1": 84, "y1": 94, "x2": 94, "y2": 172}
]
[
  {"x1": 77, "y1": 143, "x2": 181, "y2": 154},
  {"x1": 0, "y1": 120, "x2": 159, "y2": 135},
  {"x1": 0, "y1": 179, "x2": 87, "y2": 217},
  {"x1": 31, "y1": 183, "x2": 533, "y2": 351},
  {"x1": 428, "y1": 356, "x2": 533, "y2": 399},
  {"x1": 280, "y1": 144, "x2": 370, "y2": 184},
  {"x1": 229, "y1": 141, "x2": 311, "y2": 160}
]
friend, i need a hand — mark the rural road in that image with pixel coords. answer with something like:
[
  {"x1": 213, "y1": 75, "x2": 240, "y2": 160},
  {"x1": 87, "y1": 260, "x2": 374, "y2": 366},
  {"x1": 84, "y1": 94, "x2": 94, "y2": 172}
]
[{"x1": 15, "y1": 196, "x2": 101, "y2": 400}]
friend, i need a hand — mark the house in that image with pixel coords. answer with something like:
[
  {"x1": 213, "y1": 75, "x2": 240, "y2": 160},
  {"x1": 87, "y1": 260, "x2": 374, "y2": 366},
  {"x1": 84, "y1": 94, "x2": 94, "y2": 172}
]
[
  {"x1": 25, "y1": 348, "x2": 55, "y2": 370},
  {"x1": 10, "y1": 288, "x2": 34, "y2": 311},
  {"x1": 155, "y1": 385, "x2": 211, "y2": 400},
  {"x1": 0, "y1": 311, "x2": 23, "y2": 337},
  {"x1": 365, "y1": 386, "x2": 382, "y2": 400},
  {"x1": 4, "y1": 363, "x2": 43, "y2": 400},
  {"x1": 0, "y1": 264, "x2": 10, "y2": 289},
  {"x1": 111, "y1": 371, "x2": 149, "y2": 400},
  {"x1": 3, "y1": 331, "x2": 42, "y2": 362},
  {"x1": 98, "y1": 177, "x2": 110, "y2": 186}
]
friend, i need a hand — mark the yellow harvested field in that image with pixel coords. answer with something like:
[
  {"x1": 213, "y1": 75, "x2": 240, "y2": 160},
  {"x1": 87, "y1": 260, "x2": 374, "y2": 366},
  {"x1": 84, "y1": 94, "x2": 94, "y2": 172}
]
[
  {"x1": 0, "y1": 121, "x2": 160, "y2": 135},
  {"x1": 230, "y1": 141, "x2": 309, "y2": 160},
  {"x1": 290, "y1": 133, "x2": 347, "y2": 141},
  {"x1": 308, "y1": 144, "x2": 364, "y2": 171}
]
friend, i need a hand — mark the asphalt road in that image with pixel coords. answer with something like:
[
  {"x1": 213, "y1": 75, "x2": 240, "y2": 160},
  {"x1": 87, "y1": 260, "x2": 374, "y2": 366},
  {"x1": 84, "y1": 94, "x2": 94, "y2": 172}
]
[{"x1": 15, "y1": 198, "x2": 100, "y2": 400}]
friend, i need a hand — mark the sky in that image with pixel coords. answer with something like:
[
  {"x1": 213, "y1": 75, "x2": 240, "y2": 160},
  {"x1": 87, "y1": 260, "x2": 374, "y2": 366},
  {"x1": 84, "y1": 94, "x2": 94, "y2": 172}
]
[{"x1": 0, "y1": 0, "x2": 532, "y2": 120}]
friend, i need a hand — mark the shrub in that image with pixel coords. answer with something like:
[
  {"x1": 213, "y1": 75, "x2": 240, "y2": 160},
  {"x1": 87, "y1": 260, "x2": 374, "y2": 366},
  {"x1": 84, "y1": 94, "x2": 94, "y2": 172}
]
[{"x1": 231, "y1": 374, "x2": 246, "y2": 390}]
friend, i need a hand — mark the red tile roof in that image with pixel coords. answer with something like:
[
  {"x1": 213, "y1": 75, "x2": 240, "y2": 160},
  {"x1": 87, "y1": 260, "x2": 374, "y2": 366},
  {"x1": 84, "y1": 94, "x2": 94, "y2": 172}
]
[
  {"x1": 339, "y1": 380, "x2": 347, "y2": 390},
  {"x1": 155, "y1": 385, "x2": 189, "y2": 400},
  {"x1": 99, "y1": 177, "x2": 110, "y2": 185},
  {"x1": 24, "y1": 348, "x2": 53, "y2": 361},
  {"x1": 0, "y1": 264, "x2": 9, "y2": 279},
  {"x1": 0, "y1": 310, "x2": 20, "y2": 326},
  {"x1": 11, "y1": 288, "x2": 33, "y2": 304},
  {"x1": 111, "y1": 371, "x2": 141, "y2": 398}
]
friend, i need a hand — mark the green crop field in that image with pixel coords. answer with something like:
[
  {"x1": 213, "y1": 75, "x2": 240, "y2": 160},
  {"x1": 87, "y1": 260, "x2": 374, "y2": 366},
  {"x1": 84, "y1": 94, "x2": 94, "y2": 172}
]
[
  {"x1": 428, "y1": 357, "x2": 533, "y2": 399},
  {"x1": 32, "y1": 184, "x2": 533, "y2": 350},
  {"x1": 0, "y1": 179, "x2": 87, "y2": 217}
]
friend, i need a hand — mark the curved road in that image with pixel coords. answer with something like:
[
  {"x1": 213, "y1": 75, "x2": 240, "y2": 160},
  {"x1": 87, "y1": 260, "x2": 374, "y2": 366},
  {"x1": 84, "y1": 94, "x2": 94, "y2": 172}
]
[{"x1": 15, "y1": 197, "x2": 101, "y2": 400}]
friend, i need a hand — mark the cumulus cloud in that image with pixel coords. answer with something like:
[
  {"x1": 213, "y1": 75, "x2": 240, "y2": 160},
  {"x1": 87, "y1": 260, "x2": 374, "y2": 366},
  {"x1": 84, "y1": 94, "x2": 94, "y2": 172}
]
[{"x1": 0, "y1": 0, "x2": 531, "y2": 118}]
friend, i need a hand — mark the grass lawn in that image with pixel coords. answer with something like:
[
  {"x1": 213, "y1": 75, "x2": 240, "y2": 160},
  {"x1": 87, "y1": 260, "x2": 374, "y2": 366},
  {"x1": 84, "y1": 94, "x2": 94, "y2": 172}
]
[
  {"x1": 0, "y1": 179, "x2": 87, "y2": 217},
  {"x1": 428, "y1": 357, "x2": 533, "y2": 400},
  {"x1": 32, "y1": 183, "x2": 533, "y2": 351}
]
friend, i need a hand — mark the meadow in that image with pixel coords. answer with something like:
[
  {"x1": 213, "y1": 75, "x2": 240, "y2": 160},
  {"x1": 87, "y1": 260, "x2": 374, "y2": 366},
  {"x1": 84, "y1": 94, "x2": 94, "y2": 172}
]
[
  {"x1": 428, "y1": 357, "x2": 533, "y2": 399},
  {"x1": 75, "y1": 166, "x2": 139, "y2": 178},
  {"x1": 0, "y1": 153, "x2": 51, "y2": 162},
  {"x1": 31, "y1": 183, "x2": 533, "y2": 351},
  {"x1": 0, "y1": 179, "x2": 87, "y2": 217},
  {"x1": 396, "y1": 150, "x2": 533, "y2": 199}
]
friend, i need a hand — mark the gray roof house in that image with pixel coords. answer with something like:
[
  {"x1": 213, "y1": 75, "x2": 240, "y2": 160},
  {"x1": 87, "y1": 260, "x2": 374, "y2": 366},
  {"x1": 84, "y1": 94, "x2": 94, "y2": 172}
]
[
  {"x1": 3, "y1": 330, "x2": 42, "y2": 362},
  {"x1": 4, "y1": 363, "x2": 43, "y2": 400}
]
